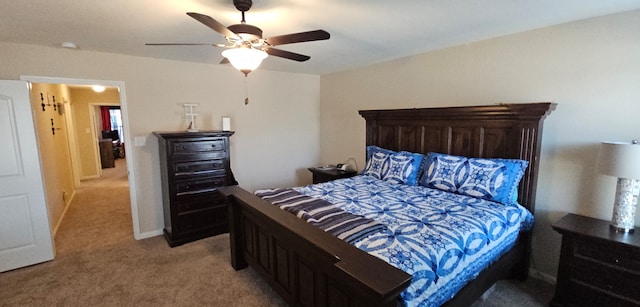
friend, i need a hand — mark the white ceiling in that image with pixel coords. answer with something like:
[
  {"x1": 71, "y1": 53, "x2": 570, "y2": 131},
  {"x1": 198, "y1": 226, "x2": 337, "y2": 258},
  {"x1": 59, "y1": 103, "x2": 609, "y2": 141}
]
[{"x1": 2, "y1": 0, "x2": 640, "y2": 75}]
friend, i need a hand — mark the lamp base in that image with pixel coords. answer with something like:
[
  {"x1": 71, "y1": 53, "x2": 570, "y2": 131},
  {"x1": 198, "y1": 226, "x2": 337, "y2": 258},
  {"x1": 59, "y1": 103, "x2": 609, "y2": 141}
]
[
  {"x1": 610, "y1": 178, "x2": 640, "y2": 233},
  {"x1": 610, "y1": 224, "x2": 635, "y2": 233}
]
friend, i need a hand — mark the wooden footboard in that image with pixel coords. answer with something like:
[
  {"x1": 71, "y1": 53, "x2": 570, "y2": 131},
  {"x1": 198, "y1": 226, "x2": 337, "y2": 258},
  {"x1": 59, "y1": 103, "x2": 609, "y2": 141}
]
[{"x1": 219, "y1": 186, "x2": 412, "y2": 307}]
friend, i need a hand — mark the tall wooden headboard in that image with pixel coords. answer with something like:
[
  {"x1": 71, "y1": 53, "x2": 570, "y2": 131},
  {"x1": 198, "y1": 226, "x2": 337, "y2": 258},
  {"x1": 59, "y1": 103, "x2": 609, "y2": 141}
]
[{"x1": 358, "y1": 103, "x2": 556, "y2": 213}]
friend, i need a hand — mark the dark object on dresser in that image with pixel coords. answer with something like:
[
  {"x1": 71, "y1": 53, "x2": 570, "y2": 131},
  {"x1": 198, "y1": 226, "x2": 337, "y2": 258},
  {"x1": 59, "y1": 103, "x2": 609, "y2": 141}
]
[
  {"x1": 99, "y1": 139, "x2": 115, "y2": 168},
  {"x1": 102, "y1": 130, "x2": 124, "y2": 159},
  {"x1": 308, "y1": 167, "x2": 358, "y2": 184},
  {"x1": 154, "y1": 131, "x2": 237, "y2": 247},
  {"x1": 220, "y1": 103, "x2": 555, "y2": 306},
  {"x1": 551, "y1": 213, "x2": 640, "y2": 307}
]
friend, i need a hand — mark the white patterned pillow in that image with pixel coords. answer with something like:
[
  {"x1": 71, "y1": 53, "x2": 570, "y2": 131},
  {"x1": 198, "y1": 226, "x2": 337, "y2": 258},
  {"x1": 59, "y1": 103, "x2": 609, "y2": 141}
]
[
  {"x1": 362, "y1": 150, "x2": 390, "y2": 180},
  {"x1": 420, "y1": 152, "x2": 467, "y2": 192},
  {"x1": 420, "y1": 153, "x2": 528, "y2": 205},
  {"x1": 457, "y1": 159, "x2": 507, "y2": 198},
  {"x1": 457, "y1": 158, "x2": 528, "y2": 204},
  {"x1": 362, "y1": 146, "x2": 423, "y2": 185}
]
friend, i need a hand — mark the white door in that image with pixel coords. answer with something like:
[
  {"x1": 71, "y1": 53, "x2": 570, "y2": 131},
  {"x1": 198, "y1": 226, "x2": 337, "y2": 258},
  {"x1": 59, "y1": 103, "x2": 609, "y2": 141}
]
[{"x1": 0, "y1": 80, "x2": 54, "y2": 272}]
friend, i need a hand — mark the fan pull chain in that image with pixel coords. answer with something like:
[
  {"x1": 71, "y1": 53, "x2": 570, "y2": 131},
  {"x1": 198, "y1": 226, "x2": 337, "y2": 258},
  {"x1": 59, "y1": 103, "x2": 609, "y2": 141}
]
[{"x1": 244, "y1": 76, "x2": 249, "y2": 105}]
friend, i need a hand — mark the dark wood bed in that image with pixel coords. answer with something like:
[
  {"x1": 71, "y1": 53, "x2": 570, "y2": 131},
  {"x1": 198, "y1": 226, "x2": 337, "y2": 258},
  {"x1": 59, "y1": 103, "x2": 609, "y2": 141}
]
[{"x1": 219, "y1": 102, "x2": 556, "y2": 307}]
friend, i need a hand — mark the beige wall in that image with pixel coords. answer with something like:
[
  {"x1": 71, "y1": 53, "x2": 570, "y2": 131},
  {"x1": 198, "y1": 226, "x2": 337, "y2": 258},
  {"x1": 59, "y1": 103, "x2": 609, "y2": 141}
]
[
  {"x1": 29, "y1": 83, "x2": 76, "y2": 234},
  {"x1": 68, "y1": 87, "x2": 121, "y2": 179},
  {"x1": 1, "y1": 42, "x2": 321, "y2": 237},
  {"x1": 320, "y1": 10, "x2": 640, "y2": 280}
]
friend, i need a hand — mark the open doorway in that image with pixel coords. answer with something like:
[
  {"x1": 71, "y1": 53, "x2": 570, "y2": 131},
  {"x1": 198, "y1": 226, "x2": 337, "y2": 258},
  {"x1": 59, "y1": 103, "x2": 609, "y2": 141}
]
[
  {"x1": 91, "y1": 103, "x2": 126, "y2": 173},
  {"x1": 20, "y1": 76, "x2": 141, "y2": 251},
  {"x1": 98, "y1": 106, "x2": 125, "y2": 164}
]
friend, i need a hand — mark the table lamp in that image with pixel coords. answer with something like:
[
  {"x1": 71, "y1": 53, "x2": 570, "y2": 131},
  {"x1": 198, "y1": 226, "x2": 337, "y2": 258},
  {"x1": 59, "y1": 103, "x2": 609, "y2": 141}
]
[{"x1": 595, "y1": 140, "x2": 640, "y2": 233}]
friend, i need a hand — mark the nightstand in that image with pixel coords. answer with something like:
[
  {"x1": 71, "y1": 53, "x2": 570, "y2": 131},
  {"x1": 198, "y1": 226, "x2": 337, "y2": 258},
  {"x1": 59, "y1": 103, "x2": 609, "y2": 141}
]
[
  {"x1": 551, "y1": 213, "x2": 640, "y2": 307},
  {"x1": 308, "y1": 167, "x2": 357, "y2": 184}
]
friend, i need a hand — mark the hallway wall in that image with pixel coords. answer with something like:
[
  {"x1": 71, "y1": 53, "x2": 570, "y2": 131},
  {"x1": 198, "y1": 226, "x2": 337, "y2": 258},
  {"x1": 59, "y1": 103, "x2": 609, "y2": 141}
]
[{"x1": 29, "y1": 83, "x2": 75, "y2": 234}]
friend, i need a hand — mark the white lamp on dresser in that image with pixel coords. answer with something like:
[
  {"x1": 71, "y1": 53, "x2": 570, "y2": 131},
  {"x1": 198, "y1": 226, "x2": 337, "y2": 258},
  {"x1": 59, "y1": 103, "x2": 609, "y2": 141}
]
[{"x1": 595, "y1": 140, "x2": 640, "y2": 233}]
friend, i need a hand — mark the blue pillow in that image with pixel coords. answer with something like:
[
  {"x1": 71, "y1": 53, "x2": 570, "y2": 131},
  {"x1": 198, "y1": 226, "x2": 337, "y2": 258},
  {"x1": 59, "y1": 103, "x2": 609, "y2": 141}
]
[
  {"x1": 362, "y1": 146, "x2": 423, "y2": 186},
  {"x1": 458, "y1": 158, "x2": 528, "y2": 204},
  {"x1": 420, "y1": 152, "x2": 528, "y2": 205},
  {"x1": 420, "y1": 152, "x2": 467, "y2": 192},
  {"x1": 362, "y1": 148, "x2": 390, "y2": 180}
]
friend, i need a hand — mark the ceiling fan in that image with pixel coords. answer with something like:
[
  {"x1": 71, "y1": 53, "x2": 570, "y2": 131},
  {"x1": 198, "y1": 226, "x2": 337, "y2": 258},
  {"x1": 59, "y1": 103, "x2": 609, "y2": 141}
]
[{"x1": 146, "y1": 0, "x2": 330, "y2": 76}]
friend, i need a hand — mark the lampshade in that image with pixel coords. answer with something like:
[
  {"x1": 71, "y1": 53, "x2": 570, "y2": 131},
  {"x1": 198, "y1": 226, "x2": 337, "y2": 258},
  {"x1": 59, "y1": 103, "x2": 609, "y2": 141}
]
[
  {"x1": 596, "y1": 141, "x2": 640, "y2": 179},
  {"x1": 221, "y1": 47, "x2": 268, "y2": 76}
]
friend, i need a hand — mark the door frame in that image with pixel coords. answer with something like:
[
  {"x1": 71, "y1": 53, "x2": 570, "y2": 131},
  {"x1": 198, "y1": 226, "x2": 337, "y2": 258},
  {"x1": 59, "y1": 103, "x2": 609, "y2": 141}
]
[{"x1": 19, "y1": 75, "x2": 143, "y2": 240}]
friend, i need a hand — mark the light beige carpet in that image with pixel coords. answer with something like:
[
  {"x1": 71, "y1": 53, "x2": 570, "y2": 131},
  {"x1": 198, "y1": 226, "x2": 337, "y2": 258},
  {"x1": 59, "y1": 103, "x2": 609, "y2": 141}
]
[
  {"x1": 0, "y1": 159, "x2": 286, "y2": 306},
  {"x1": 0, "y1": 158, "x2": 554, "y2": 306}
]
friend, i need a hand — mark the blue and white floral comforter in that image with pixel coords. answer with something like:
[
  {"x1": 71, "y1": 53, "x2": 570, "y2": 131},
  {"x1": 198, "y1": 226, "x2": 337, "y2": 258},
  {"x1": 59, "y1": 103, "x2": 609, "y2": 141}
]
[{"x1": 293, "y1": 175, "x2": 533, "y2": 307}]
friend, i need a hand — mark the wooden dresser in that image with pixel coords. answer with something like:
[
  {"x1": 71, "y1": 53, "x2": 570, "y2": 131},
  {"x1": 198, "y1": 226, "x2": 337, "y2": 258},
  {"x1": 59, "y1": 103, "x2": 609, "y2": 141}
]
[
  {"x1": 551, "y1": 213, "x2": 640, "y2": 307},
  {"x1": 154, "y1": 131, "x2": 236, "y2": 247}
]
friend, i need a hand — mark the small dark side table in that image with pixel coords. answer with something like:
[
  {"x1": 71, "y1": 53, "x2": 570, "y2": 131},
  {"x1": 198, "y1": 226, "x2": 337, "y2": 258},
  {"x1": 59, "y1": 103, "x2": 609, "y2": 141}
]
[
  {"x1": 551, "y1": 213, "x2": 640, "y2": 307},
  {"x1": 308, "y1": 167, "x2": 357, "y2": 184}
]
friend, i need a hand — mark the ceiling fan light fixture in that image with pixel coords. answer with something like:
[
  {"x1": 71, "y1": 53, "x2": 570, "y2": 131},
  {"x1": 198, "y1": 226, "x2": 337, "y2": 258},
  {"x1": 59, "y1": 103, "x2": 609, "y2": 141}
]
[
  {"x1": 222, "y1": 47, "x2": 268, "y2": 76},
  {"x1": 148, "y1": 2, "x2": 330, "y2": 76}
]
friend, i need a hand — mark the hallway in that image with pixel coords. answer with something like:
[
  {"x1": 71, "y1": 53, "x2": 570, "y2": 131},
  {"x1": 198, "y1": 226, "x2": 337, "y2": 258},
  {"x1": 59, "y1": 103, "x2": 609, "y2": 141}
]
[{"x1": 54, "y1": 158, "x2": 132, "y2": 255}]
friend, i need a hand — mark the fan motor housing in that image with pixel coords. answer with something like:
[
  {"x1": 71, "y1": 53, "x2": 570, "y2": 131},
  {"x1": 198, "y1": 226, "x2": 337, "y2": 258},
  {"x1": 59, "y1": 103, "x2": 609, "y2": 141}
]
[
  {"x1": 233, "y1": 0, "x2": 252, "y2": 12},
  {"x1": 228, "y1": 24, "x2": 262, "y2": 40}
]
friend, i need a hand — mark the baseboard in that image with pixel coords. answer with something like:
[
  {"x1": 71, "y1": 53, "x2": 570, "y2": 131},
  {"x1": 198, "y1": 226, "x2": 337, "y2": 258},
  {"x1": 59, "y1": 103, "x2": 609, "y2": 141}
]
[
  {"x1": 80, "y1": 174, "x2": 100, "y2": 180},
  {"x1": 135, "y1": 229, "x2": 163, "y2": 240},
  {"x1": 52, "y1": 190, "x2": 77, "y2": 237},
  {"x1": 528, "y1": 267, "x2": 557, "y2": 285}
]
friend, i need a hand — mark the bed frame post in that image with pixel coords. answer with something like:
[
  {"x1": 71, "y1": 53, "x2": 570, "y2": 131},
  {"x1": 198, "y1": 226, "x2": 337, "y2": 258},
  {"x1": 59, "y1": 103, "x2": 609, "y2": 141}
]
[{"x1": 226, "y1": 192, "x2": 248, "y2": 270}]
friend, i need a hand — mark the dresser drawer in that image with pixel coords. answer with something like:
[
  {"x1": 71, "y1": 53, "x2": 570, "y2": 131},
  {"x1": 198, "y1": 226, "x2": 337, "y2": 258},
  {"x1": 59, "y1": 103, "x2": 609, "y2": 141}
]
[
  {"x1": 574, "y1": 237, "x2": 640, "y2": 273},
  {"x1": 571, "y1": 255, "x2": 640, "y2": 302},
  {"x1": 174, "y1": 159, "x2": 225, "y2": 175},
  {"x1": 175, "y1": 176, "x2": 226, "y2": 196},
  {"x1": 565, "y1": 280, "x2": 639, "y2": 307},
  {"x1": 570, "y1": 237, "x2": 640, "y2": 302},
  {"x1": 173, "y1": 139, "x2": 225, "y2": 153},
  {"x1": 176, "y1": 191, "x2": 226, "y2": 214},
  {"x1": 175, "y1": 207, "x2": 228, "y2": 235}
]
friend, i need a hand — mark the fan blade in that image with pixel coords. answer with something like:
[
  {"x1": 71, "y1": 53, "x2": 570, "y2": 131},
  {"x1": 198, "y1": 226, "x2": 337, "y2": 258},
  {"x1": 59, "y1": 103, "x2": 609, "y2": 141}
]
[
  {"x1": 186, "y1": 12, "x2": 240, "y2": 40},
  {"x1": 220, "y1": 58, "x2": 230, "y2": 64},
  {"x1": 145, "y1": 43, "x2": 226, "y2": 47},
  {"x1": 266, "y1": 48, "x2": 310, "y2": 62},
  {"x1": 265, "y1": 30, "x2": 330, "y2": 46}
]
